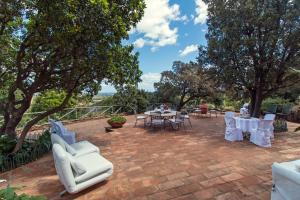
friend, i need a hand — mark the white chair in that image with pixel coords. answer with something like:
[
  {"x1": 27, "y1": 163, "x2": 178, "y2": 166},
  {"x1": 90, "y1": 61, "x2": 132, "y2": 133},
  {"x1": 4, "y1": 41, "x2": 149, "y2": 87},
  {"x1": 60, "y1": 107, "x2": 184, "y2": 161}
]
[
  {"x1": 264, "y1": 114, "x2": 276, "y2": 138},
  {"x1": 264, "y1": 114, "x2": 276, "y2": 120},
  {"x1": 180, "y1": 112, "x2": 192, "y2": 127},
  {"x1": 52, "y1": 144, "x2": 113, "y2": 196},
  {"x1": 272, "y1": 160, "x2": 300, "y2": 200},
  {"x1": 168, "y1": 112, "x2": 186, "y2": 131},
  {"x1": 225, "y1": 111, "x2": 235, "y2": 118},
  {"x1": 49, "y1": 119, "x2": 76, "y2": 144},
  {"x1": 149, "y1": 112, "x2": 164, "y2": 130},
  {"x1": 250, "y1": 119, "x2": 273, "y2": 147},
  {"x1": 224, "y1": 117, "x2": 243, "y2": 142},
  {"x1": 51, "y1": 134, "x2": 99, "y2": 157},
  {"x1": 134, "y1": 114, "x2": 147, "y2": 127}
]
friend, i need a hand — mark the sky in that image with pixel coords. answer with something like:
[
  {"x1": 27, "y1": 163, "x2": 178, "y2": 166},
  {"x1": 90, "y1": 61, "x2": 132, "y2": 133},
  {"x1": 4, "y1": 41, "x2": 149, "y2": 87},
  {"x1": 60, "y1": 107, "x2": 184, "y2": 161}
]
[{"x1": 101, "y1": 0, "x2": 208, "y2": 93}]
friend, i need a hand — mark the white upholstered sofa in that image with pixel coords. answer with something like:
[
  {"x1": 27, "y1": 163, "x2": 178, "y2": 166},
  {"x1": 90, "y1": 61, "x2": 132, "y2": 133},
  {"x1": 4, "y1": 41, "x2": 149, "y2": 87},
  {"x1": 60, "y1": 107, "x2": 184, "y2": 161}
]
[
  {"x1": 52, "y1": 144, "x2": 113, "y2": 195},
  {"x1": 272, "y1": 160, "x2": 300, "y2": 200},
  {"x1": 51, "y1": 133, "x2": 99, "y2": 157}
]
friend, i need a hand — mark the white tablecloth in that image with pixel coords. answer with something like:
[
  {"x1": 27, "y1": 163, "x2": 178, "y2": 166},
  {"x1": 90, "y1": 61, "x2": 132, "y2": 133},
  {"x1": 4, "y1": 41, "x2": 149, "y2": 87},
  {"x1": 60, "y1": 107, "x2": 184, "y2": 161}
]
[
  {"x1": 144, "y1": 110, "x2": 177, "y2": 117},
  {"x1": 234, "y1": 117, "x2": 259, "y2": 132}
]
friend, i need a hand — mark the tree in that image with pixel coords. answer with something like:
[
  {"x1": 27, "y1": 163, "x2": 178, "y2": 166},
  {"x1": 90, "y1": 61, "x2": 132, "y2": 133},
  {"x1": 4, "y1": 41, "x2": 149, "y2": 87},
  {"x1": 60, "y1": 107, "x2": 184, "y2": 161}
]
[
  {"x1": 30, "y1": 90, "x2": 77, "y2": 113},
  {"x1": 0, "y1": 0, "x2": 145, "y2": 152},
  {"x1": 205, "y1": 0, "x2": 300, "y2": 117},
  {"x1": 154, "y1": 61, "x2": 215, "y2": 110},
  {"x1": 112, "y1": 85, "x2": 151, "y2": 113}
]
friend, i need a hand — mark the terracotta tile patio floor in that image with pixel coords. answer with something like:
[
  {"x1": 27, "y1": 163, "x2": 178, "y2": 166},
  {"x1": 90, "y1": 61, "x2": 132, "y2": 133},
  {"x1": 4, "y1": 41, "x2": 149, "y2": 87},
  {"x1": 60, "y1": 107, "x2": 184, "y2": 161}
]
[{"x1": 1, "y1": 115, "x2": 300, "y2": 200}]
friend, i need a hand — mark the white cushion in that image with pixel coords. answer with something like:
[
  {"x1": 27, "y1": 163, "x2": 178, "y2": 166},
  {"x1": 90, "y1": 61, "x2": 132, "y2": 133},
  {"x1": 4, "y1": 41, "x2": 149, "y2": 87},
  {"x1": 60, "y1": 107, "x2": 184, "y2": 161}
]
[
  {"x1": 75, "y1": 153, "x2": 113, "y2": 183},
  {"x1": 66, "y1": 144, "x2": 77, "y2": 156},
  {"x1": 70, "y1": 141, "x2": 99, "y2": 156},
  {"x1": 66, "y1": 153, "x2": 87, "y2": 176}
]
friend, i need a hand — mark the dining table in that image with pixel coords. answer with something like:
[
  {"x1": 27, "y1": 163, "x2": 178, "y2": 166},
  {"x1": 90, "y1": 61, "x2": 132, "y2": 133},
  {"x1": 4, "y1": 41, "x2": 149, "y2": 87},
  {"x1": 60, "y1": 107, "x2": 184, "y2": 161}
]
[
  {"x1": 144, "y1": 110, "x2": 177, "y2": 118},
  {"x1": 234, "y1": 116, "x2": 259, "y2": 133}
]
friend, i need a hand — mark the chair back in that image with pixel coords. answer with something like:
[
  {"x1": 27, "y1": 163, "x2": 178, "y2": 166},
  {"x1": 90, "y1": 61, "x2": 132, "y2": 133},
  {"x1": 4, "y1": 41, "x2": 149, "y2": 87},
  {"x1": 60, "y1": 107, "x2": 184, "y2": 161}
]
[
  {"x1": 51, "y1": 133, "x2": 69, "y2": 151},
  {"x1": 176, "y1": 112, "x2": 185, "y2": 120},
  {"x1": 258, "y1": 119, "x2": 274, "y2": 130},
  {"x1": 225, "y1": 117, "x2": 236, "y2": 128},
  {"x1": 52, "y1": 144, "x2": 76, "y2": 191},
  {"x1": 150, "y1": 112, "x2": 162, "y2": 120},
  {"x1": 264, "y1": 114, "x2": 275, "y2": 120},
  {"x1": 225, "y1": 112, "x2": 235, "y2": 118}
]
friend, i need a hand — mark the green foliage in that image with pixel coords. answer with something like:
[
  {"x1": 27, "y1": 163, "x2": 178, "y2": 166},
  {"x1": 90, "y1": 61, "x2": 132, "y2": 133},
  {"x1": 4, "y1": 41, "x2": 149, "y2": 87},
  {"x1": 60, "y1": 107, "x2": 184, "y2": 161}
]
[
  {"x1": 0, "y1": 187, "x2": 46, "y2": 200},
  {"x1": 0, "y1": 130, "x2": 52, "y2": 172},
  {"x1": 223, "y1": 96, "x2": 244, "y2": 111},
  {"x1": 205, "y1": 0, "x2": 300, "y2": 117},
  {"x1": 31, "y1": 90, "x2": 77, "y2": 112},
  {"x1": 154, "y1": 61, "x2": 215, "y2": 110},
  {"x1": 0, "y1": 0, "x2": 145, "y2": 143},
  {"x1": 274, "y1": 120, "x2": 288, "y2": 133},
  {"x1": 99, "y1": 86, "x2": 152, "y2": 114},
  {"x1": 108, "y1": 115, "x2": 126, "y2": 123},
  {"x1": 0, "y1": 135, "x2": 17, "y2": 154},
  {"x1": 261, "y1": 97, "x2": 291, "y2": 112},
  {"x1": 295, "y1": 126, "x2": 300, "y2": 132}
]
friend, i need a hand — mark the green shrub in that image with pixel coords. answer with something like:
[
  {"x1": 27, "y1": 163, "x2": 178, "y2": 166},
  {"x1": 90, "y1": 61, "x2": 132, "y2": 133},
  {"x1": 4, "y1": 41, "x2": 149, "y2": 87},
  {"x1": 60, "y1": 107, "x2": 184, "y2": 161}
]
[
  {"x1": 295, "y1": 126, "x2": 300, "y2": 132},
  {"x1": 0, "y1": 135, "x2": 17, "y2": 154},
  {"x1": 108, "y1": 115, "x2": 126, "y2": 123},
  {"x1": 261, "y1": 97, "x2": 291, "y2": 112},
  {"x1": 274, "y1": 120, "x2": 288, "y2": 132},
  {"x1": 223, "y1": 96, "x2": 244, "y2": 111},
  {"x1": 0, "y1": 187, "x2": 46, "y2": 200},
  {"x1": 0, "y1": 130, "x2": 52, "y2": 173},
  {"x1": 224, "y1": 106, "x2": 235, "y2": 111}
]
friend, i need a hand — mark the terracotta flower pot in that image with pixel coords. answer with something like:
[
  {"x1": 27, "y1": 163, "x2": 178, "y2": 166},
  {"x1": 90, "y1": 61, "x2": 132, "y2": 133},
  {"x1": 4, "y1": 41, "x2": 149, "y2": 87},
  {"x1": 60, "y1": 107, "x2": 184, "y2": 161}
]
[{"x1": 107, "y1": 120, "x2": 126, "y2": 128}]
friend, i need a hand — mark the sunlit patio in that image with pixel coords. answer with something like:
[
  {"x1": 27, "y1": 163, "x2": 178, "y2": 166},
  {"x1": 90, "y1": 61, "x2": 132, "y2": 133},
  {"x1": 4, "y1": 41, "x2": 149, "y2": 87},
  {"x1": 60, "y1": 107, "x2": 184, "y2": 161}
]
[{"x1": 1, "y1": 115, "x2": 300, "y2": 200}]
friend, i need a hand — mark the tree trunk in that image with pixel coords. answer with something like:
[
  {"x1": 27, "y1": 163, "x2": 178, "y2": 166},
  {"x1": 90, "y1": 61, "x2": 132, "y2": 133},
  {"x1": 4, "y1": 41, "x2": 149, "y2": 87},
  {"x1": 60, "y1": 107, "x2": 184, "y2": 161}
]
[
  {"x1": 249, "y1": 90, "x2": 256, "y2": 116},
  {"x1": 176, "y1": 101, "x2": 185, "y2": 111},
  {"x1": 12, "y1": 92, "x2": 73, "y2": 153},
  {"x1": 251, "y1": 87, "x2": 263, "y2": 118},
  {"x1": 0, "y1": 111, "x2": 9, "y2": 134}
]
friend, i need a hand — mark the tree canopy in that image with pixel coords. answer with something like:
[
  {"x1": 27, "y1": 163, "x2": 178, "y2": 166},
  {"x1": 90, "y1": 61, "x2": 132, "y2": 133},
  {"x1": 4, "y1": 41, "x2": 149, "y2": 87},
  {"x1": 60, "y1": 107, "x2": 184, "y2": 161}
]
[
  {"x1": 0, "y1": 0, "x2": 145, "y2": 152},
  {"x1": 205, "y1": 0, "x2": 300, "y2": 116},
  {"x1": 154, "y1": 61, "x2": 215, "y2": 110}
]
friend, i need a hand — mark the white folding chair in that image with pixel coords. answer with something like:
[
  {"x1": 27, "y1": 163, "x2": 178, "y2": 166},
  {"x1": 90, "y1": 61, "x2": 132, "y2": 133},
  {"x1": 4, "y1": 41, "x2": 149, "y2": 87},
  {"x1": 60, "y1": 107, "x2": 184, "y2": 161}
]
[{"x1": 250, "y1": 119, "x2": 273, "y2": 147}]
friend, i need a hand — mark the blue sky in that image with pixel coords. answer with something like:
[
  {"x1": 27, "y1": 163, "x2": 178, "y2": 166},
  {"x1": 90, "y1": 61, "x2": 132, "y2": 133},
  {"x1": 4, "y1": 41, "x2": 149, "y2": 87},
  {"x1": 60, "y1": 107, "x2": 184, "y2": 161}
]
[{"x1": 101, "y1": 0, "x2": 208, "y2": 93}]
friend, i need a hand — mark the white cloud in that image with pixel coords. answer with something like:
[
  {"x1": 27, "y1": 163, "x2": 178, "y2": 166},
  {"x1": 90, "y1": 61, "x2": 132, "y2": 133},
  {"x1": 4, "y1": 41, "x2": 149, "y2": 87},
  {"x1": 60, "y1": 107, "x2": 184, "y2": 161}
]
[
  {"x1": 194, "y1": 0, "x2": 208, "y2": 24},
  {"x1": 133, "y1": 0, "x2": 186, "y2": 50},
  {"x1": 133, "y1": 38, "x2": 146, "y2": 48},
  {"x1": 138, "y1": 72, "x2": 161, "y2": 91},
  {"x1": 179, "y1": 44, "x2": 198, "y2": 57}
]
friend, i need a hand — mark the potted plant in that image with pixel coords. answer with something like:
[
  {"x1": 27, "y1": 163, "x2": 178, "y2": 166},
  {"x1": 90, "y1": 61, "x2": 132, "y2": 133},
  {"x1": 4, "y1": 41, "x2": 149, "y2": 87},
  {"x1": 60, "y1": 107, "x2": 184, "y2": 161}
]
[{"x1": 107, "y1": 115, "x2": 127, "y2": 128}]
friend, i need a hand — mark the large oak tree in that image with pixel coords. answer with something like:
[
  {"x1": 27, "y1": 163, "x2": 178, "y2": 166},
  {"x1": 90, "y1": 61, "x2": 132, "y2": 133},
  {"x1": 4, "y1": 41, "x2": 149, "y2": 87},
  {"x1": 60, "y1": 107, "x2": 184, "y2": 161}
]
[
  {"x1": 0, "y1": 0, "x2": 145, "y2": 152},
  {"x1": 205, "y1": 0, "x2": 300, "y2": 117},
  {"x1": 154, "y1": 61, "x2": 215, "y2": 110}
]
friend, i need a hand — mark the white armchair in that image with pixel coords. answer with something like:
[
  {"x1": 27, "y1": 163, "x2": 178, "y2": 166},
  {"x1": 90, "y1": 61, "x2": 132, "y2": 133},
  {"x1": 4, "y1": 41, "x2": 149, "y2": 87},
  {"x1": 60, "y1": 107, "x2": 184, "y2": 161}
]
[
  {"x1": 49, "y1": 119, "x2": 76, "y2": 144},
  {"x1": 51, "y1": 134, "x2": 99, "y2": 157},
  {"x1": 52, "y1": 144, "x2": 113, "y2": 195},
  {"x1": 272, "y1": 160, "x2": 300, "y2": 200},
  {"x1": 250, "y1": 119, "x2": 273, "y2": 147},
  {"x1": 224, "y1": 117, "x2": 243, "y2": 142}
]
